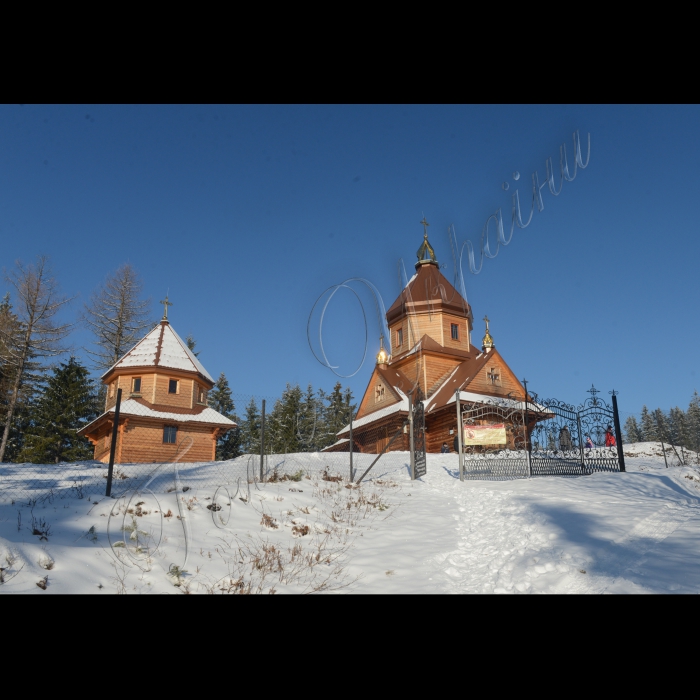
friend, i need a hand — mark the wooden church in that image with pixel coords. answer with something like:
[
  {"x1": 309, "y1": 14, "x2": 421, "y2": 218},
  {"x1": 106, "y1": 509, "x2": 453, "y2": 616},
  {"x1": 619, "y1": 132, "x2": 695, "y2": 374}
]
[
  {"x1": 78, "y1": 301, "x2": 236, "y2": 463},
  {"x1": 325, "y1": 221, "x2": 528, "y2": 454}
]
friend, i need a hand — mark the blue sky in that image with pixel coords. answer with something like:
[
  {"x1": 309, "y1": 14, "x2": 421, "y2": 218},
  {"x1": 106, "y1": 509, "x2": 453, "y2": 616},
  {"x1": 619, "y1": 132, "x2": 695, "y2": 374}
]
[{"x1": 1, "y1": 104, "x2": 698, "y2": 417}]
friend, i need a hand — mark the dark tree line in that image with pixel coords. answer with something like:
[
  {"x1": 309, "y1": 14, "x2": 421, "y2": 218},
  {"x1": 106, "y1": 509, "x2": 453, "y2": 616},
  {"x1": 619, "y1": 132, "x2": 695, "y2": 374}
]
[
  {"x1": 207, "y1": 374, "x2": 355, "y2": 461},
  {"x1": 624, "y1": 393, "x2": 700, "y2": 454}
]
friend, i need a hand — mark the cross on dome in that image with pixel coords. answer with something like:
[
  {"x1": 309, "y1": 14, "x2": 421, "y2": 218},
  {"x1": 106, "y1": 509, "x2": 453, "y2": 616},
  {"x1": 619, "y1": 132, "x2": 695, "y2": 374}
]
[
  {"x1": 415, "y1": 218, "x2": 438, "y2": 268},
  {"x1": 482, "y1": 315, "x2": 494, "y2": 351}
]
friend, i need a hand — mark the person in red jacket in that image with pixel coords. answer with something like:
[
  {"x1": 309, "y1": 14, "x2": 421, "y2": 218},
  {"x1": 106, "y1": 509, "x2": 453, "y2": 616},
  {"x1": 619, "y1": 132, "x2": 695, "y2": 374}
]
[{"x1": 604, "y1": 425, "x2": 616, "y2": 447}]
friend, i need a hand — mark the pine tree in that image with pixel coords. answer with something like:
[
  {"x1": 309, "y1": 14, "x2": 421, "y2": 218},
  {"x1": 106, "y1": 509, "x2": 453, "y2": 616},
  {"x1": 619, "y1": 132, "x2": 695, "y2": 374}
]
[
  {"x1": 640, "y1": 405, "x2": 656, "y2": 442},
  {"x1": 297, "y1": 384, "x2": 320, "y2": 452},
  {"x1": 185, "y1": 333, "x2": 200, "y2": 357},
  {"x1": 686, "y1": 392, "x2": 700, "y2": 453},
  {"x1": 320, "y1": 382, "x2": 354, "y2": 448},
  {"x1": 668, "y1": 407, "x2": 688, "y2": 448},
  {"x1": 18, "y1": 358, "x2": 98, "y2": 464},
  {"x1": 208, "y1": 373, "x2": 240, "y2": 460},
  {"x1": 652, "y1": 408, "x2": 670, "y2": 443},
  {"x1": 623, "y1": 415, "x2": 643, "y2": 443},
  {"x1": 239, "y1": 397, "x2": 261, "y2": 455},
  {"x1": 267, "y1": 384, "x2": 304, "y2": 454}
]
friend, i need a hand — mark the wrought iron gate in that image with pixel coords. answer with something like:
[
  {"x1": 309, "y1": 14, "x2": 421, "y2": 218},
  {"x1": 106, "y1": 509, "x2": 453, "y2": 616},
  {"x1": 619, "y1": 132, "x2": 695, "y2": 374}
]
[{"x1": 459, "y1": 385, "x2": 624, "y2": 480}]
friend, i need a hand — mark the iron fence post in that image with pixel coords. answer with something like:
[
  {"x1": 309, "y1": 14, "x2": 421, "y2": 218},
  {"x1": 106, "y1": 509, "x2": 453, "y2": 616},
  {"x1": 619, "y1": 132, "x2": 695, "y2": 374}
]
[
  {"x1": 577, "y1": 412, "x2": 586, "y2": 475},
  {"x1": 408, "y1": 391, "x2": 415, "y2": 480},
  {"x1": 456, "y1": 390, "x2": 463, "y2": 482},
  {"x1": 523, "y1": 379, "x2": 532, "y2": 477},
  {"x1": 611, "y1": 392, "x2": 626, "y2": 472},
  {"x1": 259, "y1": 398, "x2": 266, "y2": 482},
  {"x1": 105, "y1": 388, "x2": 122, "y2": 498},
  {"x1": 349, "y1": 407, "x2": 354, "y2": 482}
]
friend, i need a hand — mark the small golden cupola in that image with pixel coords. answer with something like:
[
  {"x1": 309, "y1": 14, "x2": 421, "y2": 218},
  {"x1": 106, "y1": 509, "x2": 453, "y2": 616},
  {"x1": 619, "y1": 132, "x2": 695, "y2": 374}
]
[
  {"x1": 415, "y1": 217, "x2": 438, "y2": 269},
  {"x1": 482, "y1": 315, "x2": 495, "y2": 352},
  {"x1": 376, "y1": 334, "x2": 390, "y2": 366}
]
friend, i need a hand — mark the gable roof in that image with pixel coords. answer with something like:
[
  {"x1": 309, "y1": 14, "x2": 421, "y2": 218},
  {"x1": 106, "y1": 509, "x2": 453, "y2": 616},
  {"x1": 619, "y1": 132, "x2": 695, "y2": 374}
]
[
  {"x1": 101, "y1": 321, "x2": 214, "y2": 384},
  {"x1": 423, "y1": 348, "x2": 526, "y2": 414}
]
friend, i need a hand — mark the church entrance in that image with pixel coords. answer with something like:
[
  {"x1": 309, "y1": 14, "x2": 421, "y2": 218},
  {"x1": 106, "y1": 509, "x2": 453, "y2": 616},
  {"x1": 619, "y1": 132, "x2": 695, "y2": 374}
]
[{"x1": 458, "y1": 385, "x2": 625, "y2": 480}]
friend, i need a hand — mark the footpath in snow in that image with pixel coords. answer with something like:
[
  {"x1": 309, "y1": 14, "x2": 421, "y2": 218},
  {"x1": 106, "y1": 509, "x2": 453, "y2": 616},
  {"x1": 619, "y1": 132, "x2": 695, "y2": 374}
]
[{"x1": 1, "y1": 443, "x2": 700, "y2": 593}]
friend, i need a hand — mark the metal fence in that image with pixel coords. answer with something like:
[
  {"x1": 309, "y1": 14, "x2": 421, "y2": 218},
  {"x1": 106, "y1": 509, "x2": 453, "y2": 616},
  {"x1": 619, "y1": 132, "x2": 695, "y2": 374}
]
[
  {"x1": 0, "y1": 386, "x2": 629, "y2": 503},
  {"x1": 458, "y1": 385, "x2": 625, "y2": 480},
  {"x1": 0, "y1": 392, "x2": 413, "y2": 504}
]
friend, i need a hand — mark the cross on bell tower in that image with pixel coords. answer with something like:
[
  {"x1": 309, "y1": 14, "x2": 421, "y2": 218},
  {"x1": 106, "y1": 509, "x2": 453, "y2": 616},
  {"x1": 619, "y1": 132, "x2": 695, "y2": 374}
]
[{"x1": 160, "y1": 294, "x2": 173, "y2": 321}]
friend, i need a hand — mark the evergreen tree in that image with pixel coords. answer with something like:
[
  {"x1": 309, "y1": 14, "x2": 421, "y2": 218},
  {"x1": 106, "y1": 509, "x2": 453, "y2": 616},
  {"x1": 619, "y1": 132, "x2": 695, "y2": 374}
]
[
  {"x1": 623, "y1": 415, "x2": 643, "y2": 443},
  {"x1": 208, "y1": 372, "x2": 240, "y2": 460},
  {"x1": 239, "y1": 397, "x2": 261, "y2": 455},
  {"x1": 267, "y1": 384, "x2": 304, "y2": 454},
  {"x1": 0, "y1": 257, "x2": 73, "y2": 463},
  {"x1": 18, "y1": 358, "x2": 98, "y2": 464},
  {"x1": 319, "y1": 382, "x2": 355, "y2": 448},
  {"x1": 668, "y1": 407, "x2": 688, "y2": 448},
  {"x1": 652, "y1": 408, "x2": 670, "y2": 443},
  {"x1": 686, "y1": 392, "x2": 700, "y2": 453},
  {"x1": 640, "y1": 405, "x2": 656, "y2": 442},
  {"x1": 297, "y1": 384, "x2": 320, "y2": 452},
  {"x1": 185, "y1": 333, "x2": 200, "y2": 357}
]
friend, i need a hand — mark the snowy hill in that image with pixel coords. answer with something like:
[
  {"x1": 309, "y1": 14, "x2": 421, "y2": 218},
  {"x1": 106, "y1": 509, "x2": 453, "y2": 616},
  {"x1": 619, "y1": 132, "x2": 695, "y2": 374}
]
[{"x1": 1, "y1": 443, "x2": 699, "y2": 594}]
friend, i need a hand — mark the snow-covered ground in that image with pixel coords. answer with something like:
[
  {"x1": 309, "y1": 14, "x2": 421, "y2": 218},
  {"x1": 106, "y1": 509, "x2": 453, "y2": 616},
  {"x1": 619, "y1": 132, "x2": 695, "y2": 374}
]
[{"x1": 2, "y1": 442, "x2": 700, "y2": 594}]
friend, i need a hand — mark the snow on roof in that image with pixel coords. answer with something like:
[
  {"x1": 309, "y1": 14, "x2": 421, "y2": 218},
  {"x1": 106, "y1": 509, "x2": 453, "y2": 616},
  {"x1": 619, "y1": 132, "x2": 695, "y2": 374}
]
[
  {"x1": 102, "y1": 322, "x2": 214, "y2": 383},
  {"x1": 446, "y1": 390, "x2": 546, "y2": 412},
  {"x1": 337, "y1": 389, "x2": 410, "y2": 435},
  {"x1": 80, "y1": 399, "x2": 236, "y2": 434},
  {"x1": 163, "y1": 325, "x2": 214, "y2": 382},
  {"x1": 321, "y1": 438, "x2": 350, "y2": 452}
]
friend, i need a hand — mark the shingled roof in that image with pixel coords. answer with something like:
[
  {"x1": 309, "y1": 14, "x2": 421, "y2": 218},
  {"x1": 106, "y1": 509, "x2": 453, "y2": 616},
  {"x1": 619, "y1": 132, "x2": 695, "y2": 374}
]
[
  {"x1": 386, "y1": 261, "x2": 471, "y2": 324},
  {"x1": 101, "y1": 321, "x2": 214, "y2": 384}
]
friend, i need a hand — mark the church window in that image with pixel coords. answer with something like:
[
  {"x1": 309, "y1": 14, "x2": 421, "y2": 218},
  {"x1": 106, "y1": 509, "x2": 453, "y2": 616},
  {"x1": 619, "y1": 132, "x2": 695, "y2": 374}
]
[
  {"x1": 396, "y1": 328, "x2": 403, "y2": 347},
  {"x1": 451, "y1": 324, "x2": 459, "y2": 341},
  {"x1": 163, "y1": 425, "x2": 178, "y2": 444},
  {"x1": 375, "y1": 383, "x2": 385, "y2": 402},
  {"x1": 132, "y1": 377, "x2": 142, "y2": 393},
  {"x1": 109, "y1": 382, "x2": 115, "y2": 398},
  {"x1": 169, "y1": 379, "x2": 178, "y2": 394},
  {"x1": 199, "y1": 387, "x2": 206, "y2": 403},
  {"x1": 487, "y1": 368, "x2": 501, "y2": 386}
]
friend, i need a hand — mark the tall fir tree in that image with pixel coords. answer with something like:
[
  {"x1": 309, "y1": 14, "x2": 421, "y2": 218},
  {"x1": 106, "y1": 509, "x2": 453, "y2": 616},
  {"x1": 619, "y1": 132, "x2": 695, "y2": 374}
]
[
  {"x1": 623, "y1": 415, "x2": 643, "y2": 443},
  {"x1": 18, "y1": 357, "x2": 98, "y2": 464},
  {"x1": 319, "y1": 382, "x2": 355, "y2": 449},
  {"x1": 652, "y1": 408, "x2": 670, "y2": 443},
  {"x1": 239, "y1": 396, "x2": 261, "y2": 454},
  {"x1": 668, "y1": 407, "x2": 688, "y2": 448},
  {"x1": 686, "y1": 392, "x2": 700, "y2": 453},
  {"x1": 640, "y1": 405, "x2": 657, "y2": 441},
  {"x1": 267, "y1": 384, "x2": 304, "y2": 454},
  {"x1": 297, "y1": 384, "x2": 320, "y2": 452},
  {"x1": 208, "y1": 372, "x2": 240, "y2": 460}
]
